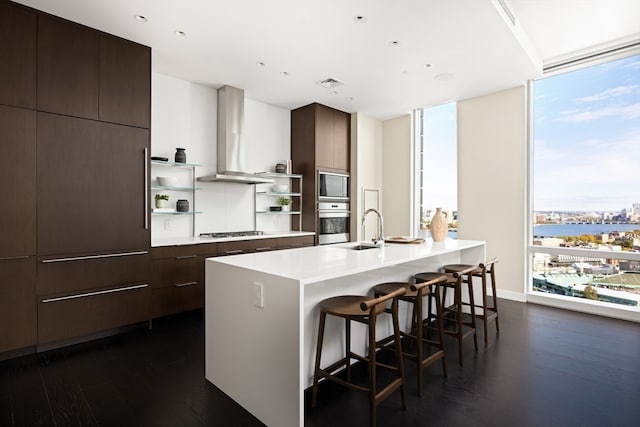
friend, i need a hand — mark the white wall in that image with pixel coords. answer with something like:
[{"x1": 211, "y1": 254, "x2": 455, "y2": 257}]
[
  {"x1": 457, "y1": 85, "x2": 528, "y2": 300},
  {"x1": 350, "y1": 113, "x2": 383, "y2": 241},
  {"x1": 382, "y1": 115, "x2": 412, "y2": 237},
  {"x1": 151, "y1": 73, "x2": 291, "y2": 239}
]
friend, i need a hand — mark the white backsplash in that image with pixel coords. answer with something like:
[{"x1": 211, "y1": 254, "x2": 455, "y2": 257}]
[{"x1": 151, "y1": 72, "x2": 291, "y2": 239}]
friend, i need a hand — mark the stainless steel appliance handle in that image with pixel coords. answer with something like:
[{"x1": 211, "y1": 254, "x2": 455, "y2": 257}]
[
  {"x1": 0, "y1": 255, "x2": 30, "y2": 261},
  {"x1": 225, "y1": 250, "x2": 244, "y2": 255},
  {"x1": 318, "y1": 211, "x2": 350, "y2": 218},
  {"x1": 41, "y1": 283, "x2": 148, "y2": 303},
  {"x1": 144, "y1": 147, "x2": 149, "y2": 230},
  {"x1": 41, "y1": 251, "x2": 149, "y2": 263},
  {"x1": 176, "y1": 255, "x2": 198, "y2": 260}
]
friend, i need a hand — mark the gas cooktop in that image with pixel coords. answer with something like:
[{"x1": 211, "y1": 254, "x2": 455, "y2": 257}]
[{"x1": 199, "y1": 231, "x2": 265, "y2": 238}]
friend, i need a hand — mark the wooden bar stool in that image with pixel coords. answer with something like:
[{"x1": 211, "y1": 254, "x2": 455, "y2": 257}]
[
  {"x1": 311, "y1": 287, "x2": 407, "y2": 427},
  {"x1": 414, "y1": 266, "x2": 478, "y2": 366},
  {"x1": 442, "y1": 258, "x2": 499, "y2": 347},
  {"x1": 371, "y1": 274, "x2": 449, "y2": 396}
]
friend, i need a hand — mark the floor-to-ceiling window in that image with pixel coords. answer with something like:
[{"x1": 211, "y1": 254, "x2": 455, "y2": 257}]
[
  {"x1": 529, "y1": 52, "x2": 640, "y2": 318},
  {"x1": 415, "y1": 102, "x2": 457, "y2": 238}
]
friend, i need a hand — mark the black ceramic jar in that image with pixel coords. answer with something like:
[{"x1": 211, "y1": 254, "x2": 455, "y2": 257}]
[
  {"x1": 175, "y1": 148, "x2": 186, "y2": 163},
  {"x1": 176, "y1": 199, "x2": 189, "y2": 212}
]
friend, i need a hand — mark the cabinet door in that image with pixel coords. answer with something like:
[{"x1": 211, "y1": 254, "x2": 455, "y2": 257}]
[
  {"x1": 37, "y1": 113, "x2": 150, "y2": 255},
  {"x1": 0, "y1": 3, "x2": 36, "y2": 109},
  {"x1": 333, "y1": 110, "x2": 350, "y2": 172},
  {"x1": 99, "y1": 35, "x2": 151, "y2": 128},
  {"x1": 37, "y1": 14, "x2": 100, "y2": 119},
  {"x1": 0, "y1": 106, "x2": 36, "y2": 257},
  {"x1": 315, "y1": 104, "x2": 335, "y2": 170},
  {"x1": 0, "y1": 257, "x2": 36, "y2": 353}
]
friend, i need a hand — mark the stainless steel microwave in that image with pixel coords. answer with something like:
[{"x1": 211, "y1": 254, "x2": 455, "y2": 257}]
[{"x1": 318, "y1": 172, "x2": 349, "y2": 200}]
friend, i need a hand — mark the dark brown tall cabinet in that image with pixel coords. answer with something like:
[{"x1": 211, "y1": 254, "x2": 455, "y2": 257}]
[
  {"x1": 291, "y1": 103, "x2": 351, "y2": 236},
  {"x1": 0, "y1": 105, "x2": 37, "y2": 354},
  {"x1": 0, "y1": 1, "x2": 152, "y2": 354}
]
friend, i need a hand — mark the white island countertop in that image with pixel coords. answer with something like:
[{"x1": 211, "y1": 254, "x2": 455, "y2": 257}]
[
  {"x1": 211, "y1": 238, "x2": 484, "y2": 284},
  {"x1": 205, "y1": 238, "x2": 486, "y2": 427}
]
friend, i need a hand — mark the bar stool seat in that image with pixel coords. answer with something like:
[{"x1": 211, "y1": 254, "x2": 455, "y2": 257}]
[
  {"x1": 414, "y1": 267, "x2": 478, "y2": 366},
  {"x1": 372, "y1": 275, "x2": 448, "y2": 396},
  {"x1": 311, "y1": 287, "x2": 407, "y2": 427},
  {"x1": 442, "y1": 258, "x2": 499, "y2": 347}
]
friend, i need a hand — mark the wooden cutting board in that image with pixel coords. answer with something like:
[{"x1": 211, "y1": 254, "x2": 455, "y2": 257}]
[{"x1": 384, "y1": 236, "x2": 425, "y2": 244}]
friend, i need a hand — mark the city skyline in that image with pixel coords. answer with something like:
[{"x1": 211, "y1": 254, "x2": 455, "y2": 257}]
[{"x1": 533, "y1": 53, "x2": 640, "y2": 211}]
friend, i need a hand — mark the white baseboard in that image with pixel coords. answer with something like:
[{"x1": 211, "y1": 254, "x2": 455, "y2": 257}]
[{"x1": 496, "y1": 289, "x2": 527, "y2": 302}]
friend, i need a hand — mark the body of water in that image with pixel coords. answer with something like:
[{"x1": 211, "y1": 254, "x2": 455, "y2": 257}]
[{"x1": 533, "y1": 223, "x2": 640, "y2": 237}]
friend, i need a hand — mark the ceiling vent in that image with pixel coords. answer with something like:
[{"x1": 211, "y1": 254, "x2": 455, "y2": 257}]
[{"x1": 316, "y1": 78, "x2": 344, "y2": 89}]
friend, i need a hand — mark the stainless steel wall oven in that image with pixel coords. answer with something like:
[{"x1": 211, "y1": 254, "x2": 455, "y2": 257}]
[{"x1": 318, "y1": 202, "x2": 350, "y2": 244}]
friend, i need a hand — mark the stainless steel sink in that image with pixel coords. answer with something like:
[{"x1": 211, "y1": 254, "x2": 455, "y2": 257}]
[{"x1": 348, "y1": 243, "x2": 381, "y2": 250}]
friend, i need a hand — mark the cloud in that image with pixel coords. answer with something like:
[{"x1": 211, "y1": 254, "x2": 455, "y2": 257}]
[
  {"x1": 578, "y1": 85, "x2": 638, "y2": 102},
  {"x1": 556, "y1": 103, "x2": 640, "y2": 123}
]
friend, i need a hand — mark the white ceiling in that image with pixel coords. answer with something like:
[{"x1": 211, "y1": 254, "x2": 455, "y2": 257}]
[{"x1": 14, "y1": 0, "x2": 640, "y2": 120}]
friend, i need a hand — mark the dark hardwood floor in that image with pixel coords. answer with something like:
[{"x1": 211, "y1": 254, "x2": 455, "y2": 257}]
[{"x1": 1, "y1": 299, "x2": 639, "y2": 426}]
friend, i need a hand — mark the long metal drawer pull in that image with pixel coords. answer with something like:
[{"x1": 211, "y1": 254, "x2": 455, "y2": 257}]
[
  {"x1": 175, "y1": 281, "x2": 198, "y2": 288},
  {"x1": 144, "y1": 147, "x2": 149, "y2": 230},
  {"x1": 41, "y1": 251, "x2": 149, "y2": 263},
  {"x1": 256, "y1": 247, "x2": 272, "y2": 252},
  {"x1": 0, "y1": 255, "x2": 30, "y2": 261},
  {"x1": 225, "y1": 250, "x2": 243, "y2": 255},
  {"x1": 175, "y1": 255, "x2": 198, "y2": 260},
  {"x1": 41, "y1": 283, "x2": 148, "y2": 303}
]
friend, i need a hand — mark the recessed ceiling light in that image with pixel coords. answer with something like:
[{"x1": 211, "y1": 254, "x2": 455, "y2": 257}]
[
  {"x1": 256, "y1": 61, "x2": 266, "y2": 67},
  {"x1": 346, "y1": 96, "x2": 354, "y2": 101},
  {"x1": 353, "y1": 15, "x2": 367, "y2": 23},
  {"x1": 434, "y1": 73, "x2": 454, "y2": 81},
  {"x1": 389, "y1": 41, "x2": 400, "y2": 47},
  {"x1": 134, "y1": 15, "x2": 147, "y2": 23},
  {"x1": 330, "y1": 90, "x2": 339, "y2": 95},
  {"x1": 425, "y1": 63, "x2": 432, "y2": 68},
  {"x1": 402, "y1": 70, "x2": 409, "y2": 75},
  {"x1": 174, "y1": 30, "x2": 187, "y2": 37},
  {"x1": 280, "y1": 71, "x2": 289, "y2": 76}
]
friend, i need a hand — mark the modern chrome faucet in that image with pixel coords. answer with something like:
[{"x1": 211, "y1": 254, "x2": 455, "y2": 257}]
[{"x1": 361, "y1": 208, "x2": 384, "y2": 245}]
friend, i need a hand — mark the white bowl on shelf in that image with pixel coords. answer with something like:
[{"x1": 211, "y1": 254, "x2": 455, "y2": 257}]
[
  {"x1": 157, "y1": 176, "x2": 177, "y2": 187},
  {"x1": 272, "y1": 184, "x2": 288, "y2": 193}
]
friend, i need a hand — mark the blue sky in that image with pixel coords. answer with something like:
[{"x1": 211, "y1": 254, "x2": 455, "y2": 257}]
[
  {"x1": 422, "y1": 102, "x2": 457, "y2": 212},
  {"x1": 534, "y1": 54, "x2": 640, "y2": 212}
]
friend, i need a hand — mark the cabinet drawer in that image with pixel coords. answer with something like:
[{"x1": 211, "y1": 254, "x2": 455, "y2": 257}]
[
  {"x1": 151, "y1": 282, "x2": 204, "y2": 318},
  {"x1": 277, "y1": 235, "x2": 315, "y2": 249},
  {"x1": 151, "y1": 256, "x2": 201, "y2": 289},
  {"x1": 218, "y1": 238, "x2": 277, "y2": 256},
  {"x1": 0, "y1": 256, "x2": 36, "y2": 353},
  {"x1": 151, "y1": 243, "x2": 217, "y2": 259},
  {"x1": 37, "y1": 251, "x2": 150, "y2": 295},
  {"x1": 38, "y1": 283, "x2": 150, "y2": 345}
]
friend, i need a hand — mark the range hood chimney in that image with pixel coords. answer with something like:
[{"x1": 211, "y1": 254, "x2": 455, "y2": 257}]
[{"x1": 197, "y1": 85, "x2": 273, "y2": 184}]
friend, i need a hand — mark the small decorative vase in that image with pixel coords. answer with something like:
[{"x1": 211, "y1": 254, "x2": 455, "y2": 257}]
[
  {"x1": 175, "y1": 148, "x2": 186, "y2": 163},
  {"x1": 429, "y1": 208, "x2": 447, "y2": 242},
  {"x1": 155, "y1": 199, "x2": 167, "y2": 208},
  {"x1": 281, "y1": 204, "x2": 290, "y2": 212},
  {"x1": 176, "y1": 199, "x2": 189, "y2": 212}
]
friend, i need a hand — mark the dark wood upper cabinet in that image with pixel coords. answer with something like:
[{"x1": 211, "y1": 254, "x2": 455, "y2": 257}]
[
  {"x1": 0, "y1": 105, "x2": 36, "y2": 258},
  {"x1": 99, "y1": 35, "x2": 151, "y2": 128},
  {"x1": 0, "y1": 3, "x2": 36, "y2": 109},
  {"x1": 292, "y1": 103, "x2": 351, "y2": 174},
  {"x1": 37, "y1": 112, "x2": 150, "y2": 255},
  {"x1": 37, "y1": 14, "x2": 100, "y2": 120}
]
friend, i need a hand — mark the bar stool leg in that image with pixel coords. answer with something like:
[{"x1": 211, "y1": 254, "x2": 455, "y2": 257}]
[
  {"x1": 433, "y1": 283, "x2": 448, "y2": 377},
  {"x1": 416, "y1": 289, "x2": 424, "y2": 397},
  {"x1": 392, "y1": 299, "x2": 407, "y2": 409},
  {"x1": 481, "y1": 272, "x2": 489, "y2": 347},
  {"x1": 345, "y1": 318, "x2": 352, "y2": 383},
  {"x1": 311, "y1": 311, "x2": 327, "y2": 408},
  {"x1": 466, "y1": 273, "x2": 478, "y2": 352},
  {"x1": 455, "y1": 279, "x2": 464, "y2": 365},
  {"x1": 368, "y1": 314, "x2": 377, "y2": 427}
]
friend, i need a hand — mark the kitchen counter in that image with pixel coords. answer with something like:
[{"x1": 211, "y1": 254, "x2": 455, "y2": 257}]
[
  {"x1": 151, "y1": 230, "x2": 315, "y2": 247},
  {"x1": 204, "y1": 238, "x2": 485, "y2": 427}
]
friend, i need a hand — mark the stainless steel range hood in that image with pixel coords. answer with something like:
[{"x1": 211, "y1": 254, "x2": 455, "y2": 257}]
[{"x1": 197, "y1": 85, "x2": 273, "y2": 184}]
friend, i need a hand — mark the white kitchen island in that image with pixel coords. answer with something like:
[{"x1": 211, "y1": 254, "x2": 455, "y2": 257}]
[{"x1": 205, "y1": 239, "x2": 485, "y2": 427}]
